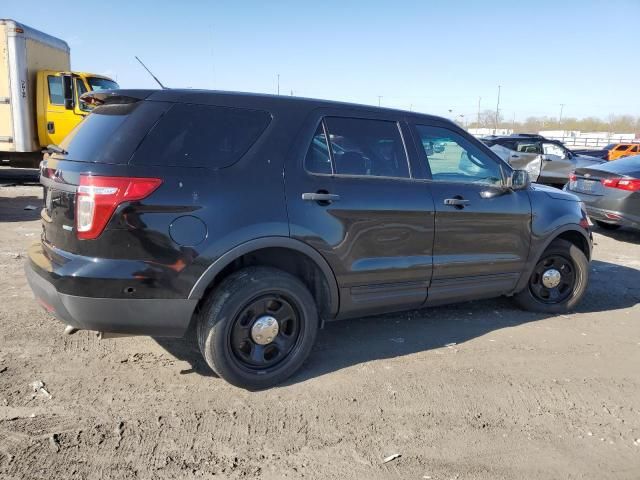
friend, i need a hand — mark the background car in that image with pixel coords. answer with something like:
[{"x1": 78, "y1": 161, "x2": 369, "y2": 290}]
[
  {"x1": 574, "y1": 142, "x2": 640, "y2": 161},
  {"x1": 483, "y1": 134, "x2": 605, "y2": 187},
  {"x1": 566, "y1": 155, "x2": 640, "y2": 230}
]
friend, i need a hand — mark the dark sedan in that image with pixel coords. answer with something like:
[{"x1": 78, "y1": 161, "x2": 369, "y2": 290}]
[{"x1": 566, "y1": 155, "x2": 640, "y2": 230}]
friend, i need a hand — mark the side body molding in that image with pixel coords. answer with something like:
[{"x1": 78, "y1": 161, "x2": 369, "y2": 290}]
[{"x1": 188, "y1": 237, "x2": 340, "y2": 317}]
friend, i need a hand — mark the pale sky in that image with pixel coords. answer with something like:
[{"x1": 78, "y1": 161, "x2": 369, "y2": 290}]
[{"x1": 7, "y1": 0, "x2": 639, "y2": 121}]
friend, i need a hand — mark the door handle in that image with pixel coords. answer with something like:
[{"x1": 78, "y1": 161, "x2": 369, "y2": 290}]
[
  {"x1": 47, "y1": 121, "x2": 55, "y2": 134},
  {"x1": 302, "y1": 192, "x2": 340, "y2": 202},
  {"x1": 444, "y1": 198, "x2": 470, "y2": 207}
]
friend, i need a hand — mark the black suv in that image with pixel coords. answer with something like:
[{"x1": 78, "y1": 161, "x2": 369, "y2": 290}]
[{"x1": 26, "y1": 90, "x2": 592, "y2": 389}]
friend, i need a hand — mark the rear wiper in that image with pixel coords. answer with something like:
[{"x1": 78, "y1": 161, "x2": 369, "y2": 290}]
[{"x1": 45, "y1": 144, "x2": 68, "y2": 155}]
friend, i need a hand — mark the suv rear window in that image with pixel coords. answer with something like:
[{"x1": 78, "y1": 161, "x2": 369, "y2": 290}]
[
  {"x1": 59, "y1": 101, "x2": 170, "y2": 164},
  {"x1": 131, "y1": 103, "x2": 271, "y2": 169}
]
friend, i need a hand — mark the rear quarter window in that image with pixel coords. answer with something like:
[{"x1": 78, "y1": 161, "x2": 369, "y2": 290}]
[{"x1": 131, "y1": 103, "x2": 272, "y2": 169}]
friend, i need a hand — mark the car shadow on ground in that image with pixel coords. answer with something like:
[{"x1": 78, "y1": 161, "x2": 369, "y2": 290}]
[
  {"x1": 593, "y1": 226, "x2": 640, "y2": 245},
  {"x1": 0, "y1": 195, "x2": 42, "y2": 222},
  {"x1": 154, "y1": 259, "x2": 640, "y2": 386}
]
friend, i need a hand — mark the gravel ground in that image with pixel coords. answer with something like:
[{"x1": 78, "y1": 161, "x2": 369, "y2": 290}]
[{"x1": 1, "y1": 183, "x2": 639, "y2": 480}]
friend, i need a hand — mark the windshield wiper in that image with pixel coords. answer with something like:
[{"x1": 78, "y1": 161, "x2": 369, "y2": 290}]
[{"x1": 45, "y1": 144, "x2": 68, "y2": 155}]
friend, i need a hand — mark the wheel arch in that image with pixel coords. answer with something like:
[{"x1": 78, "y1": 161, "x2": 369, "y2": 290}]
[
  {"x1": 189, "y1": 237, "x2": 339, "y2": 320},
  {"x1": 513, "y1": 224, "x2": 591, "y2": 294}
]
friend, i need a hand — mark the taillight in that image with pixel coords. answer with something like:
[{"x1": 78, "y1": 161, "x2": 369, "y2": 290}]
[
  {"x1": 569, "y1": 172, "x2": 577, "y2": 182},
  {"x1": 76, "y1": 175, "x2": 162, "y2": 240},
  {"x1": 602, "y1": 177, "x2": 640, "y2": 192}
]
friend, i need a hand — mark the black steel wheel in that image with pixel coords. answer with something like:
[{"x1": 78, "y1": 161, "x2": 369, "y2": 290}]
[
  {"x1": 528, "y1": 254, "x2": 575, "y2": 304},
  {"x1": 197, "y1": 267, "x2": 318, "y2": 390},
  {"x1": 514, "y1": 239, "x2": 589, "y2": 313},
  {"x1": 229, "y1": 294, "x2": 301, "y2": 371}
]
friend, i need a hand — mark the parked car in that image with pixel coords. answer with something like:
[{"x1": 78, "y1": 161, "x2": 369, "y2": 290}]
[
  {"x1": 574, "y1": 143, "x2": 640, "y2": 161},
  {"x1": 565, "y1": 155, "x2": 640, "y2": 231},
  {"x1": 25, "y1": 90, "x2": 592, "y2": 389},
  {"x1": 482, "y1": 134, "x2": 605, "y2": 187}
]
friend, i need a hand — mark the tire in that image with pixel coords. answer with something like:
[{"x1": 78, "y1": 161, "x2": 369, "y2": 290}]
[
  {"x1": 196, "y1": 267, "x2": 318, "y2": 390},
  {"x1": 513, "y1": 239, "x2": 589, "y2": 314},
  {"x1": 595, "y1": 220, "x2": 621, "y2": 231}
]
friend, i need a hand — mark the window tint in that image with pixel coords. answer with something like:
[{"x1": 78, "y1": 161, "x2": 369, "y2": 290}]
[
  {"x1": 415, "y1": 125, "x2": 503, "y2": 185},
  {"x1": 542, "y1": 143, "x2": 566, "y2": 158},
  {"x1": 59, "y1": 101, "x2": 170, "y2": 164},
  {"x1": 615, "y1": 145, "x2": 630, "y2": 151},
  {"x1": 305, "y1": 124, "x2": 332, "y2": 174},
  {"x1": 630, "y1": 145, "x2": 638, "y2": 152},
  {"x1": 48, "y1": 76, "x2": 64, "y2": 105},
  {"x1": 132, "y1": 103, "x2": 271, "y2": 168},
  {"x1": 323, "y1": 117, "x2": 409, "y2": 178},
  {"x1": 87, "y1": 77, "x2": 120, "y2": 91}
]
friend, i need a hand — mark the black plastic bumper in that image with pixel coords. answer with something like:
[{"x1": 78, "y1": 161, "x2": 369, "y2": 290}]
[{"x1": 25, "y1": 258, "x2": 198, "y2": 338}]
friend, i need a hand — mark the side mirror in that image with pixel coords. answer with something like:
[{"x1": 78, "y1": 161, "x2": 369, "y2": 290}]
[
  {"x1": 510, "y1": 169, "x2": 530, "y2": 190},
  {"x1": 62, "y1": 75, "x2": 74, "y2": 110}
]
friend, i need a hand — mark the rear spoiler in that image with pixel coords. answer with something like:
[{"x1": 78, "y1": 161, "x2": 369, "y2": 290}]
[{"x1": 80, "y1": 89, "x2": 155, "y2": 107}]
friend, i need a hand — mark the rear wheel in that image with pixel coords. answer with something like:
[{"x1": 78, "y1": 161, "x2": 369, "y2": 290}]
[
  {"x1": 513, "y1": 239, "x2": 589, "y2": 313},
  {"x1": 595, "y1": 220, "x2": 621, "y2": 230},
  {"x1": 197, "y1": 267, "x2": 318, "y2": 390}
]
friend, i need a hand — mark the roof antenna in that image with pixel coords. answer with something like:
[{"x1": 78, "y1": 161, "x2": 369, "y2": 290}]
[{"x1": 134, "y1": 56, "x2": 167, "y2": 89}]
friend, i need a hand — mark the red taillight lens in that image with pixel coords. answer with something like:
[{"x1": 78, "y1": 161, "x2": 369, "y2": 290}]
[
  {"x1": 602, "y1": 177, "x2": 640, "y2": 192},
  {"x1": 569, "y1": 172, "x2": 577, "y2": 182},
  {"x1": 76, "y1": 175, "x2": 162, "y2": 240}
]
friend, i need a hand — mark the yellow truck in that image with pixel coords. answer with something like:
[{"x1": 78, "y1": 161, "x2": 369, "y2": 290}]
[{"x1": 0, "y1": 19, "x2": 119, "y2": 167}]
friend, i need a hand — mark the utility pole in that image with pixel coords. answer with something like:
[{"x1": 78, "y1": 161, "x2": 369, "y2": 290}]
[
  {"x1": 559, "y1": 103, "x2": 565, "y2": 125},
  {"x1": 494, "y1": 85, "x2": 501, "y2": 131},
  {"x1": 512, "y1": 112, "x2": 516, "y2": 132},
  {"x1": 477, "y1": 96, "x2": 481, "y2": 127},
  {"x1": 377, "y1": 96, "x2": 382, "y2": 107},
  {"x1": 277, "y1": 74, "x2": 280, "y2": 95}
]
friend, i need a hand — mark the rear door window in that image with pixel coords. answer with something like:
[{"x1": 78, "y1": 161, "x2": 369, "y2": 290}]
[
  {"x1": 131, "y1": 103, "x2": 271, "y2": 169},
  {"x1": 321, "y1": 117, "x2": 410, "y2": 178}
]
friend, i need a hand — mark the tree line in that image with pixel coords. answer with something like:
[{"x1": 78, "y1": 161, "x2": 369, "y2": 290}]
[{"x1": 466, "y1": 110, "x2": 640, "y2": 134}]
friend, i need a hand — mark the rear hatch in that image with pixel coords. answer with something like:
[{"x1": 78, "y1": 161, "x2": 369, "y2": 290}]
[{"x1": 40, "y1": 91, "x2": 170, "y2": 254}]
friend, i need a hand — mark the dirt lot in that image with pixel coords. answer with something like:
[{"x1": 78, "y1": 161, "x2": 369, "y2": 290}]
[{"x1": 1, "y1": 182, "x2": 639, "y2": 480}]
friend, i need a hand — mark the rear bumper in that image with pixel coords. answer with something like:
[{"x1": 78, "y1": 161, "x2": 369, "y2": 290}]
[
  {"x1": 25, "y1": 247, "x2": 198, "y2": 337},
  {"x1": 584, "y1": 206, "x2": 640, "y2": 229}
]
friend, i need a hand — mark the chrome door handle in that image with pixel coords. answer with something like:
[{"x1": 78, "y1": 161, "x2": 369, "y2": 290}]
[
  {"x1": 302, "y1": 192, "x2": 340, "y2": 202},
  {"x1": 444, "y1": 198, "x2": 470, "y2": 207}
]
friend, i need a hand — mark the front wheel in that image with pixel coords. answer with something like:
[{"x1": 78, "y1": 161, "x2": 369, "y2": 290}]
[
  {"x1": 196, "y1": 267, "x2": 318, "y2": 390},
  {"x1": 513, "y1": 239, "x2": 589, "y2": 313}
]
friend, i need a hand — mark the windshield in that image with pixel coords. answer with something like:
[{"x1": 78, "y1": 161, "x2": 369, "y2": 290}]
[{"x1": 87, "y1": 77, "x2": 120, "y2": 91}]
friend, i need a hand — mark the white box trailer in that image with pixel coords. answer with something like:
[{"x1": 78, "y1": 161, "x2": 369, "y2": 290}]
[{"x1": 0, "y1": 19, "x2": 70, "y2": 162}]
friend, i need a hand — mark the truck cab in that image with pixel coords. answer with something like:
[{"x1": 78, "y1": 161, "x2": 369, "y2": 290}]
[{"x1": 36, "y1": 71, "x2": 118, "y2": 147}]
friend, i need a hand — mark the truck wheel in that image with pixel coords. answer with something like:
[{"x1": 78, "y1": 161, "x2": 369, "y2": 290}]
[
  {"x1": 197, "y1": 267, "x2": 318, "y2": 390},
  {"x1": 513, "y1": 239, "x2": 589, "y2": 314}
]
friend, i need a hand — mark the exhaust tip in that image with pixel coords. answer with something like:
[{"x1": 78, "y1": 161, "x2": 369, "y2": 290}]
[{"x1": 64, "y1": 325, "x2": 79, "y2": 335}]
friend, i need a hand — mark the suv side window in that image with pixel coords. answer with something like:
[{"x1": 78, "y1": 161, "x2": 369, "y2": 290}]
[
  {"x1": 304, "y1": 124, "x2": 333, "y2": 174},
  {"x1": 615, "y1": 145, "x2": 630, "y2": 152},
  {"x1": 542, "y1": 143, "x2": 567, "y2": 158},
  {"x1": 132, "y1": 103, "x2": 271, "y2": 169},
  {"x1": 516, "y1": 141, "x2": 541, "y2": 154},
  {"x1": 318, "y1": 117, "x2": 410, "y2": 178},
  {"x1": 415, "y1": 125, "x2": 503, "y2": 185}
]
